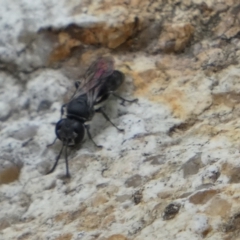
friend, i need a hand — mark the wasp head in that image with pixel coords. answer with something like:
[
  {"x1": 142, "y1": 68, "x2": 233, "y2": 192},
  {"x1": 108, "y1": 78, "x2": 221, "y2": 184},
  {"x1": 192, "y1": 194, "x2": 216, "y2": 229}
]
[{"x1": 55, "y1": 118, "x2": 85, "y2": 146}]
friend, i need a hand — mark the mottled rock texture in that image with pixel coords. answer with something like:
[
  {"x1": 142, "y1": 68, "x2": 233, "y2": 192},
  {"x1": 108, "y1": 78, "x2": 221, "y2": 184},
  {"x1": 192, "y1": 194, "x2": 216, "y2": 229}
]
[{"x1": 1, "y1": 0, "x2": 240, "y2": 239}]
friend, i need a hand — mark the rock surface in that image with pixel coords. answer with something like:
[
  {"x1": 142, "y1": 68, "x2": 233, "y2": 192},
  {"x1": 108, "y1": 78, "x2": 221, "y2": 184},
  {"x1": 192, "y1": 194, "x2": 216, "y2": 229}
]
[{"x1": 1, "y1": 0, "x2": 240, "y2": 239}]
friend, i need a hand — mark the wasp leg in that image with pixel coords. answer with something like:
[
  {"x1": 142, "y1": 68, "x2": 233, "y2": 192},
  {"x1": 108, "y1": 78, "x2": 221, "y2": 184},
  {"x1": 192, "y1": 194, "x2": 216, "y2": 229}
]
[
  {"x1": 75, "y1": 81, "x2": 81, "y2": 89},
  {"x1": 47, "y1": 144, "x2": 65, "y2": 174},
  {"x1": 84, "y1": 125, "x2": 103, "y2": 148},
  {"x1": 112, "y1": 93, "x2": 138, "y2": 106},
  {"x1": 97, "y1": 108, "x2": 124, "y2": 132},
  {"x1": 46, "y1": 137, "x2": 58, "y2": 147},
  {"x1": 64, "y1": 145, "x2": 70, "y2": 178}
]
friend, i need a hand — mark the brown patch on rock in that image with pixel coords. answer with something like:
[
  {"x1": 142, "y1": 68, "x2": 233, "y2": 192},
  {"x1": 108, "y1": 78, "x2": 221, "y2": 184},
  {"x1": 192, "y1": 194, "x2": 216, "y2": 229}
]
[
  {"x1": 138, "y1": 69, "x2": 159, "y2": 82},
  {"x1": 157, "y1": 90, "x2": 186, "y2": 119},
  {"x1": 212, "y1": 92, "x2": 240, "y2": 108},
  {"x1": 131, "y1": 67, "x2": 194, "y2": 120},
  {"x1": 79, "y1": 212, "x2": 101, "y2": 230},
  {"x1": 205, "y1": 196, "x2": 231, "y2": 217},
  {"x1": 151, "y1": 202, "x2": 164, "y2": 220},
  {"x1": 169, "y1": 118, "x2": 198, "y2": 137},
  {"x1": 189, "y1": 189, "x2": 218, "y2": 205},
  {"x1": 222, "y1": 163, "x2": 240, "y2": 183},
  {"x1": 114, "y1": 58, "x2": 202, "y2": 121},
  {"x1": 54, "y1": 233, "x2": 72, "y2": 240},
  {"x1": 101, "y1": 214, "x2": 116, "y2": 228},
  {"x1": 55, "y1": 204, "x2": 87, "y2": 223},
  {"x1": 125, "y1": 174, "x2": 143, "y2": 188},
  {"x1": 149, "y1": 23, "x2": 194, "y2": 53},
  {"x1": 107, "y1": 234, "x2": 127, "y2": 240},
  {"x1": 49, "y1": 32, "x2": 81, "y2": 63},
  {"x1": 116, "y1": 194, "x2": 132, "y2": 202},
  {"x1": 0, "y1": 164, "x2": 21, "y2": 184},
  {"x1": 55, "y1": 212, "x2": 69, "y2": 223},
  {"x1": 49, "y1": 17, "x2": 140, "y2": 62},
  {"x1": 76, "y1": 205, "x2": 115, "y2": 231},
  {"x1": 0, "y1": 218, "x2": 10, "y2": 231},
  {"x1": 182, "y1": 153, "x2": 203, "y2": 178},
  {"x1": 91, "y1": 193, "x2": 109, "y2": 207},
  {"x1": 134, "y1": 68, "x2": 170, "y2": 95},
  {"x1": 157, "y1": 191, "x2": 173, "y2": 199}
]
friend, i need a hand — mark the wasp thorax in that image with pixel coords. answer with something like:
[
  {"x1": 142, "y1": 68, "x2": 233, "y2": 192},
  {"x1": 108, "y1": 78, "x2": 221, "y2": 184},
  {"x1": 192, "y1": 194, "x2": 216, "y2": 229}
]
[
  {"x1": 106, "y1": 70, "x2": 125, "y2": 92},
  {"x1": 55, "y1": 118, "x2": 85, "y2": 146}
]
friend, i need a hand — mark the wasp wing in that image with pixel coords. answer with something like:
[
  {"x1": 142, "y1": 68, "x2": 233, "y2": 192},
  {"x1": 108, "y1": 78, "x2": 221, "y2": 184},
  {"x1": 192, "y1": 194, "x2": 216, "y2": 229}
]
[{"x1": 75, "y1": 56, "x2": 114, "y2": 107}]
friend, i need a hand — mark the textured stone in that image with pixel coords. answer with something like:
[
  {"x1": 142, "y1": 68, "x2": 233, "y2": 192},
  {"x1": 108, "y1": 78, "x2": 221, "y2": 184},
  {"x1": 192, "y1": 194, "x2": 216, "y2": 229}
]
[
  {"x1": 205, "y1": 196, "x2": 231, "y2": 217},
  {"x1": 189, "y1": 190, "x2": 218, "y2": 205},
  {"x1": 54, "y1": 234, "x2": 73, "y2": 240},
  {"x1": 125, "y1": 174, "x2": 143, "y2": 188},
  {"x1": 201, "y1": 165, "x2": 220, "y2": 184},
  {"x1": 162, "y1": 203, "x2": 181, "y2": 220},
  {"x1": 107, "y1": 235, "x2": 127, "y2": 240},
  {"x1": 91, "y1": 193, "x2": 109, "y2": 207},
  {"x1": 182, "y1": 153, "x2": 203, "y2": 178},
  {"x1": 0, "y1": 161, "x2": 21, "y2": 184},
  {"x1": 149, "y1": 23, "x2": 194, "y2": 53},
  {"x1": 223, "y1": 212, "x2": 240, "y2": 237},
  {"x1": 1, "y1": 1, "x2": 240, "y2": 240}
]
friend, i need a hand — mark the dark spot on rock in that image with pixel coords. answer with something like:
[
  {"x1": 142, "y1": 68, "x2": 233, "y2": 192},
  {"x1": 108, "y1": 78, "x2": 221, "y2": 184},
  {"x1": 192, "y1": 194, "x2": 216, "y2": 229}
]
[
  {"x1": 168, "y1": 118, "x2": 198, "y2": 137},
  {"x1": 96, "y1": 183, "x2": 108, "y2": 189},
  {"x1": 133, "y1": 189, "x2": 143, "y2": 205},
  {"x1": 163, "y1": 202, "x2": 181, "y2": 220},
  {"x1": 37, "y1": 100, "x2": 52, "y2": 112}
]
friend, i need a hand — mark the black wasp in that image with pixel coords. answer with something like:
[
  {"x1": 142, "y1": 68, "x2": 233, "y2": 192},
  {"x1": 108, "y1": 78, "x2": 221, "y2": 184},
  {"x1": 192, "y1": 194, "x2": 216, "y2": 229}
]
[{"x1": 47, "y1": 56, "x2": 137, "y2": 177}]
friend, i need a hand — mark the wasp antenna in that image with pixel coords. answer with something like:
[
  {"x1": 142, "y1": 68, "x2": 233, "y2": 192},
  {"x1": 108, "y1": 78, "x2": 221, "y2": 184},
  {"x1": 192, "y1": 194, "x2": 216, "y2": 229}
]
[
  {"x1": 47, "y1": 144, "x2": 65, "y2": 174},
  {"x1": 65, "y1": 144, "x2": 70, "y2": 178}
]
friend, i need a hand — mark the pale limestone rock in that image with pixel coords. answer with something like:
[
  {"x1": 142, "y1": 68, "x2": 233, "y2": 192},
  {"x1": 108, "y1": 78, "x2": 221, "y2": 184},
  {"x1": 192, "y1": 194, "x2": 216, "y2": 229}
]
[{"x1": 1, "y1": 0, "x2": 240, "y2": 240}]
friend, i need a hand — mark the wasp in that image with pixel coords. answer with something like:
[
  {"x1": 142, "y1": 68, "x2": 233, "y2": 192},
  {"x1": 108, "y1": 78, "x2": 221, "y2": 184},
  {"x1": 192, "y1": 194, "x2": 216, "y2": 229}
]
[{"x1": 47, "y1": 56, "x2": 137, "y2": 177}]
